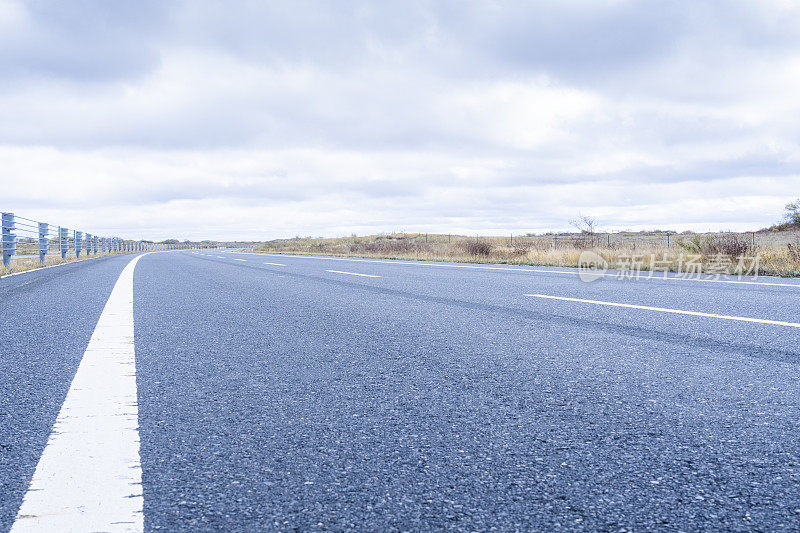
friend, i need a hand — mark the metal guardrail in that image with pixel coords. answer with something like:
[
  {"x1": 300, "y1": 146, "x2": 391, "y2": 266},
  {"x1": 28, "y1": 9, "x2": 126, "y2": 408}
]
[{"x1": 1, "y1": 211, "x2": 193, "y2": 268}]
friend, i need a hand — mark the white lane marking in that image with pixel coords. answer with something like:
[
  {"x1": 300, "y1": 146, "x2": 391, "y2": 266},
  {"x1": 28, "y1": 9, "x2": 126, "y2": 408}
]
[
  {"x1": 326, "y1": 269, "x2": 381, "y2": 278},
  {"x1": 232, "y1": 258, "x2": 246, "y2": 262},
  {"x1": 525, "y1": 293, "x2": 800, "y2": 328},
  {"x1": 216, "y1": 256, "x2": 225, "y2": 259},
  {"x1": 251, "y1": 253, "x2": 800, "y2": 289},
  {"x1": 263, "y1": 262, "x2": 285, "y2": 266},
  {"x1": 12, "y1": 254, "x2": 149, "y2": 533}
]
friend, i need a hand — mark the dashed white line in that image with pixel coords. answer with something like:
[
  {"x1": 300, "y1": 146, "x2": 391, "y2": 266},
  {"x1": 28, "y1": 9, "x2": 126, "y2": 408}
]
[
  {"x1": 249, "y1": 253, "x2": 799, "y2": 289},
  {"x1": 12, "y1": 254, "x2": 148, "y2": 532},
  {"x1": 525, "y1": 293, "x2": 800, "y2": 328},
  {"x1": 216, "y1": 256, "x2": 225, "y2": 259},
  {"x1": 263, "y1": 262, "x2": 285, "y2": 266},
  {"x1": 326, "y1": 269, "x2": 381, "y2": 278},
  {"x1": 232, "y1": 258, "x2": 246, "y2": 262}
]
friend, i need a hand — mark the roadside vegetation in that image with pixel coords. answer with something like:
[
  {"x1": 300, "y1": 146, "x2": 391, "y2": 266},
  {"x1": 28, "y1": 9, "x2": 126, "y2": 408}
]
[
  {"x1": 254, "y1": 203, "x2": 800, "y2": 277},
  {"x1": 0, "y1": 252, "x2": 121, "y2": 278}
]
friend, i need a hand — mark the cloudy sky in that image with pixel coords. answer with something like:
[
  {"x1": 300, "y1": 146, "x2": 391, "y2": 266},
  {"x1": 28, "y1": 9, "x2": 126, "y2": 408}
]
[{"x1": 2, "y1": 0, "x2": 800, "y2": 240}]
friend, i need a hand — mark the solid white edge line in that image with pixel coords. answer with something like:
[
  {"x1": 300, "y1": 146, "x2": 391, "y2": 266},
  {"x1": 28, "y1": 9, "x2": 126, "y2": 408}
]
[
  {"x1": 11, "y1": 253, "x2": 150, "y2": 532},
  {"x1": 325, "y1": 270, "x2": 381, "y2": 278},
  {"x1": 233, "y1": 252, "x2": 800, "y2": 288},
  {"x1": 525, "y1": 293, "x2": 800, "y2": 328}
]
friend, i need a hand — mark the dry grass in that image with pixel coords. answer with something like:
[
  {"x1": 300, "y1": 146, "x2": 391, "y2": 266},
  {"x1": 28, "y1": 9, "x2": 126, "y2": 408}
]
[
  {"x1": 0, "y1": 252, "x2": 128, "y2": 278},
  {"x1": 253, "y1": 232, "x2": 800, "y2": 277}
]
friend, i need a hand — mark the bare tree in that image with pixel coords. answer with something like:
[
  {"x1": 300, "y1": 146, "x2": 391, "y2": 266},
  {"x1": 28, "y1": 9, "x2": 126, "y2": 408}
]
[
  {"x1": 570, "y1": 214, "x2": 598, "y2": 235},
  {"x1": 785, "y1": 199, "x2": 800, "y2": 226}
]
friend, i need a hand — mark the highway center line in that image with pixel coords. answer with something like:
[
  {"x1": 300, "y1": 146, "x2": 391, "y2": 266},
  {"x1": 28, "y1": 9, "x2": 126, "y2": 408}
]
[
  {"x1": 12, "y1": 253, "x2": 148, "y2": 532},
  {"x1": 252, "y1": 254, "x2": 799, "y2": 288},
  {"x1": 216, "y1": 256, "x2": 225, "y2": 259},
  {"x1": 263, "y1": 262, "x2": 285, "y2": 266},
  {"x1": 232, "y1": 258, "x2": 246, "y2": 262},
  {"x1": 525, "y1": 293, "x2": 800, "y2": 328},
  {"x1": 250, "y1": 252, "x2": 800, "y2": 289},
  {"x1": 326, "y1": 269, "x2": 381, "y2": 278}
]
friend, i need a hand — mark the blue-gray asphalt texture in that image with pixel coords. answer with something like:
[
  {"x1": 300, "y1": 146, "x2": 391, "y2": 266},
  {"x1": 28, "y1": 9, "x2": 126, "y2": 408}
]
[{"x1": 2, "y1": 250, "x2": 800, "y2": 531}]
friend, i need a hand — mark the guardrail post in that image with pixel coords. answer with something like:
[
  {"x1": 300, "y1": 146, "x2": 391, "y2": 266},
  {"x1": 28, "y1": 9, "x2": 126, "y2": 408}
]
[
  {"x1": 38, "y1": 222, "x2": 48, "y2": 264},
  {"x1": 59, "y1": 227, "x2": 68, "y2": 258},
  {"x1": 75, "y1": 231, "x2": 83, "y2": 258},
  {"x1": 2, "y1": 212, "x2": 16, "y2": 268}
]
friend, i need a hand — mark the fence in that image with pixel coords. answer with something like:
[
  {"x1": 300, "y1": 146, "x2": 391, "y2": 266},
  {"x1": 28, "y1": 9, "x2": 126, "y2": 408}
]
[
  {"x1": 363, "y1": 231, "x2": 799, "y2": 249},
  {"x1": 1, "y1": 211, "x2": 193, "y2": 268}
]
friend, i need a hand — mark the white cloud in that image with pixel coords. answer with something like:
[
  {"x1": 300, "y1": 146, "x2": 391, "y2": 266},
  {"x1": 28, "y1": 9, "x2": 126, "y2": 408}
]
[{"x1": 1, "y1": 1, "x2": 799, "y2": 239}]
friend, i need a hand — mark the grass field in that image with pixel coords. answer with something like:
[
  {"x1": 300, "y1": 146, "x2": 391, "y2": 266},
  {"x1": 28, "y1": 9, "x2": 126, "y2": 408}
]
[{"x1": 254, "y1": 230, "x2": 800, "y2": 277}]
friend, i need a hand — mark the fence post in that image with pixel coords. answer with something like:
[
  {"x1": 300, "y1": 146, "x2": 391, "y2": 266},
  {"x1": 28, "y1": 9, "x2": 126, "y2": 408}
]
[
  {"x1": 667, "y1": 234, "x2": 670, "y2": 248},
  {"x1": 75, "y1": 231, "x2": 83, "y2": 258},
  {"x1": 2, "y1": 212, "x2": 16, "y2": 268},
  {"x1": 752, "y1": 232, "x2": 756, "y2": 247},
  {"x1": 38, "y1": 222, "x2": 49, "y2": 264},
  {"x1": 59, "y1": 227, "x2": 68, "y2": 258}
]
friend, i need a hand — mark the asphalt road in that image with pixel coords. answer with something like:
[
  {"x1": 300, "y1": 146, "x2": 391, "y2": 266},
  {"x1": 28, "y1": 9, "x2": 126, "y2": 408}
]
[{"x1": 2, "y1": 250, "x2": 799, "y2": 531}]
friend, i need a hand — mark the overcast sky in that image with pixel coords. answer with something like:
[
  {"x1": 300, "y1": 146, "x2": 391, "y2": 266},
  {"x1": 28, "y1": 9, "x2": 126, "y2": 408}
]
[{"x1": 2, "y1": 0, "x2": 799, "y2": 240}]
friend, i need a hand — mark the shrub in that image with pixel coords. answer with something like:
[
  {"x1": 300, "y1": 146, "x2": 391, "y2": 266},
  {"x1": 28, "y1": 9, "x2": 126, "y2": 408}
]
[
  {"x1": 789, "y1": 242, "x2": 800, "y2": 262},
  {"x1": 462, "y1": 240, "x2": 493, "y2": 256},
  {"x1": 678, "y1": 235, "x2": 753, "y2": 258}
]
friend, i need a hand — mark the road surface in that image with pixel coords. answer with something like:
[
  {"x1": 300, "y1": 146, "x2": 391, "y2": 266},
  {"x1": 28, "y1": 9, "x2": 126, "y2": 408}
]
[{"x1": 1, "y1": 250, "x2": 799, "y2": 531}]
